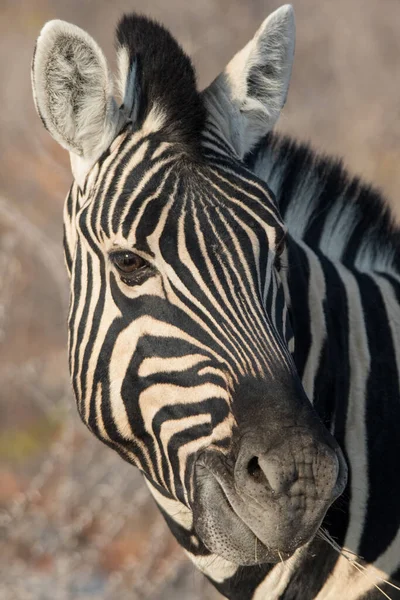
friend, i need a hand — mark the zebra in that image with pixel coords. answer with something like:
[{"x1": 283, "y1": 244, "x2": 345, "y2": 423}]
[{"x1": 30, "y1": 5, "x2": 400, "y2": 599}]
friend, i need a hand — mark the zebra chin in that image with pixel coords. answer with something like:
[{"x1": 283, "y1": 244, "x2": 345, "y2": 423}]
[{"x1": 192, "y1": 437, "x2": 348, "y2": 566}]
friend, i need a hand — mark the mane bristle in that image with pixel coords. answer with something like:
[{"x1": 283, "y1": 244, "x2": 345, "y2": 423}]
[
  {"x1": 115, "y1": 14, "x2": 205, "y2": 154},
  {"x1": 246, "y1": 132, "x2": 400, "y2": 274}
]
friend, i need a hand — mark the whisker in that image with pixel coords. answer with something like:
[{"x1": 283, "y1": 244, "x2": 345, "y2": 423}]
[
  {"x1": 318, "y1": 528, "x2": 399, "y2": 599},
  {"x1": 346, "y1": 558, "x2": 393, "y2": 600},
  {"x1": 339, "y1": 558, "x2": 400, "y2": 593},
  {"x1": 204, "y1": 552, "x2": 219, "y2": 572}
]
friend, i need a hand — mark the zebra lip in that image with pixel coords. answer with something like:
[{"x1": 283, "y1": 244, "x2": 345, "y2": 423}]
[
  {"x1": 193, "y1": 453, "x2": 294, "y2": 564},
  {"x1": 194, "y1": 448, "x2": 344, "y2": 562},
  {"x1": 212, "y1": 477, "x2": 293, "y2": 563}
]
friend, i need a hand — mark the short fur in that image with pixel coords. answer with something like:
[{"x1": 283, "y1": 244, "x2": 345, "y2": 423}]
[
  {"x1": 31, "y1": 20, "x2": 119, "y2": 159},
  {"x1": 31, "y1": 7, "x2": 400, "y2": 599},
  {"x1": 245, "y1": 133, "x2": 400, "y2": 274},
  {"x1": 116, "y1": 14, "x2": 205, "y2": 153},
  {"x1": 203, "y1": 5, "x2": 295, "y2": 158}
]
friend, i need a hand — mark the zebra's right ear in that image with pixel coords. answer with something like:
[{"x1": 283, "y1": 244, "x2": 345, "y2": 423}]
[
  {"x1": 31, "y1": 20, "x2": 122, "y2": 188},
  {"x1": 202, "y1": 5, "x2": 295, "y2": 159}
]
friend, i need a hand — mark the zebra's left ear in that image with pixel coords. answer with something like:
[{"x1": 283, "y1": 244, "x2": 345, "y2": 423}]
[
  {"x1": 203, "y1": 5, "x2": 295, "y2": 159},
  {"x1": 31, "y1": 20, "x2": 122, "y2": 188}
]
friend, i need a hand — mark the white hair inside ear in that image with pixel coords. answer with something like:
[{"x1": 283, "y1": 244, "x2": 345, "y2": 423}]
[
  {"x1": 31, "y1": 20, "x2": 124, "y2": 188},
  {"x1": 203, "y1": 4, "x2": 295, "y2": 158}
]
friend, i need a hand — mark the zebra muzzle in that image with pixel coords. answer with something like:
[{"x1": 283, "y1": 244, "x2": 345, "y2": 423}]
[{"x1": 192, "y1": 430, "x2": 347, "y2": 565}]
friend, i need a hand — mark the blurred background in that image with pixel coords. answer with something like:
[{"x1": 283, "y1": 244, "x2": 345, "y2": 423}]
[{"x1": 1, "y1": 1, "x2": 400, "y2": 599}]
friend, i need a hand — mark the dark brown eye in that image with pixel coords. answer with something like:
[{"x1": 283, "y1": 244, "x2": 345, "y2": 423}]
[{"x1": 111, "y1": 251, "x2": 147, "y2": 274}]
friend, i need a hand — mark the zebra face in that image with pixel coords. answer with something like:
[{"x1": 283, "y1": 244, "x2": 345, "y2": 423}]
[
  {"x1": 32, "y1": 6, "x2": 347, "y2": 567},
  {"x1": 65, "y1": 139, "x2": 292, "y2": 485},
  {"x1": 63, "y1": 134, "x2": 346, "y2": 565}
]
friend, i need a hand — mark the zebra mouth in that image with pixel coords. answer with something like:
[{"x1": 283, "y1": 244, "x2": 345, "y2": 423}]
[
  {"x1": 206, "y1": 471, "x2": 294, "y2": 564},
  {"x1": 192, "y1": 446, "x2": 343, "y2": 566},
  {"x1": 192, "y1": 454, "x2": 299, "y2": 565}
]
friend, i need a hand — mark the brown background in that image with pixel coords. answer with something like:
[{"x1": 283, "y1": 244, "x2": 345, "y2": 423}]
[{"x1": 1, "y1": 1, "x2": 400, "y2": 598}]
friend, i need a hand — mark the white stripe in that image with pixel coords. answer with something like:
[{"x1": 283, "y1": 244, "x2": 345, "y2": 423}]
[
  {"x1": 340, "y1": 266, "x2": 369, "y2": 554},
  {"x1": 299, "y1": 241, "x2": 327, "y2": 402}
]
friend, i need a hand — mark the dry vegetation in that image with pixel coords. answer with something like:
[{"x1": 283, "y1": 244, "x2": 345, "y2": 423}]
[{"x1": 1, "y1": 0, "x2": 400, "y2": 598}]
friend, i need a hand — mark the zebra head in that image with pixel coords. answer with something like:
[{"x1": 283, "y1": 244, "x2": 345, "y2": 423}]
[{"x1": 31, "y1": 6, "x2": 347, "y2": 566}]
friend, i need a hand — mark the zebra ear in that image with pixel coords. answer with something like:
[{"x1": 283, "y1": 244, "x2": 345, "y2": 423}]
[
  {"x1": 203, "y1": 4, "x2": 295, "y2": 158},
  {"x1": 31, "y1": 20, "x2": 122, "y2": 187}
]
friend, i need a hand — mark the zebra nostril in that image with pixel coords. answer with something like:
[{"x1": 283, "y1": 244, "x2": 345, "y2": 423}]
[
  {"x1": 246, "y1": 454, "x2": 293, "y2": 494},
  {"x1": 247, "y1": 456, "x2": 265, "y2": 483}
]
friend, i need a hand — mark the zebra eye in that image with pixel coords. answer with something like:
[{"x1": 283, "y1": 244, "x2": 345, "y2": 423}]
[{"x1": 110, "y1": 251, "x2": 147, "y2": 274}]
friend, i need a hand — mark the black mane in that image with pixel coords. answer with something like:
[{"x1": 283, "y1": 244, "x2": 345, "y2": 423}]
[
  {"x1": 246, "y1": 132, "x2": 400, "y2": 274},
  {"x1": 116, "y1": 14, "x2": 205, "y2": 153}
]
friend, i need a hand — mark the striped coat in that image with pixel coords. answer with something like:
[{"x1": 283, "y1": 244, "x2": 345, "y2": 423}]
[{"x1": 31, "y1": 6, "x2": 400, "y2": 599}]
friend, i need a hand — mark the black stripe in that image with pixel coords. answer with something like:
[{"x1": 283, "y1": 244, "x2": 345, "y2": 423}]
[
  {"x1": 358, "y1": 273, "x2": 400, "y2": 562},
  {"x1": 68, "y1": 240, "x2": 82, "y2": 381},
  {"x1": 213, "y1": 563, "x2": 274, "y2": 600},
  {"x1": 280, "y1": 539, "x2": 341, "y2": 600},
  {"x1": 286, "y1": 239, "x2": 311, "y2": 379}
]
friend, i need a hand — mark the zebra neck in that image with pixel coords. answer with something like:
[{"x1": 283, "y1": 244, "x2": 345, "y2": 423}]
[
  {"x1": 282, "y1": 236, "x2": 352, "y2": 551},
  {"x1": 283, "y1": 235, "x2": 354, "y2": 459},
  {"x1": 284, "y1": 234, "x2": 355, "y2": 418},
  {"x1": 284, "y1": 232, "x2": 400, "y2": 552}
]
